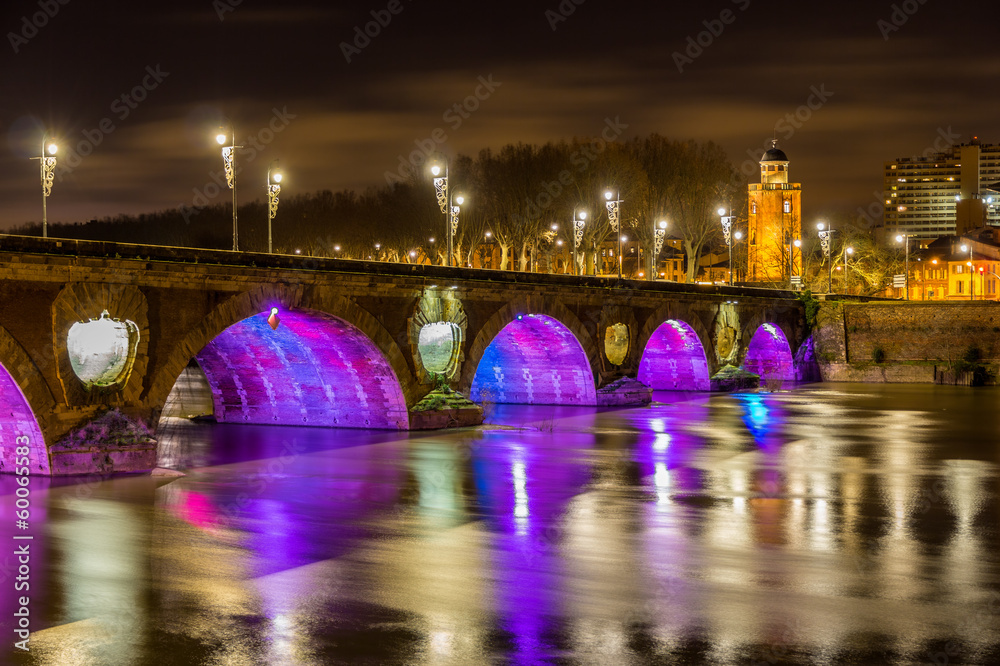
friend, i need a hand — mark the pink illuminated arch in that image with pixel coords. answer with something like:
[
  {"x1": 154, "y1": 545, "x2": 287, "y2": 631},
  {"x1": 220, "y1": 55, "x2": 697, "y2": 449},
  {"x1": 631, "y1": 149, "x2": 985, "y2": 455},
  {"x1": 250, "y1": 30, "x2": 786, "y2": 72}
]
[
  {"x1": 194, "y1": 309, "x2": 408, "y2": 429},
  {"x1": 470, "y1": 314, "x2": 597, "y2": 405},
  {"x1": 0, "y1": 362, "x2": 49, "y2": 474},
  {"x1": 742, "y1": 323, "x2": 795, "y2": 382},
  {"x1": 637, "y1": 319, "x2": 711, "y2": 391}
]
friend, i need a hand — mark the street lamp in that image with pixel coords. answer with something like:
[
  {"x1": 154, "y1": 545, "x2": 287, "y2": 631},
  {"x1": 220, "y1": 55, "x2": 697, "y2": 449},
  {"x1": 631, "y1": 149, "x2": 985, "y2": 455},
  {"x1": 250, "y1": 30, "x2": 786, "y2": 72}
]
[
  {"x1": 573, "y1": 209, "x2": 587, "y2": 276},
  {"x1": 430, "y1": 162, "x2": 462, "y2": 267},
  {"x1": 843, "y1": 246, "x2": 854, "y2": 294},
  {"x1": 895, "y1": 234, "x2": 912, "y2": 300},
  {"x1": 216, "y1": 121, "x2": 241, "y2": 251},
  {"x1": 718, "y1": 207, "x2": 737, "y2": 286},
  {"x1": 605, "y1": 190, "x2": 623, "y2": 279},
  {"x1": 817, "y1": 221, "x2": 835, "y2": 292},
  {"x1": 31, "y1": 134, "x2": 58, "y2": 239},
  {"x1": 266, "y1": 160, "x2": 282, "y2": 254},
  {"x1": 788, "y1": 238, "x2": 801, "y2": 288},
  {"x1": 652, "y1": 220, "x2": 668, "y2": 281},
  {"x1": 960, "y1": 243, "x2": 974, "y2": 300},
  {"x1": 733, "y1": 230, "x2": 743, "y2": 283}
]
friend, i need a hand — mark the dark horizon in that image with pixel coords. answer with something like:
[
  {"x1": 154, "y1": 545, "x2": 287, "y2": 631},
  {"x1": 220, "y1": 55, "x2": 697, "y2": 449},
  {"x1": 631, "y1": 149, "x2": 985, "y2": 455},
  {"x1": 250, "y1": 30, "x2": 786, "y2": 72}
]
[{"x1": 2, "y1": 0, "x2": 997, "y2": 230}]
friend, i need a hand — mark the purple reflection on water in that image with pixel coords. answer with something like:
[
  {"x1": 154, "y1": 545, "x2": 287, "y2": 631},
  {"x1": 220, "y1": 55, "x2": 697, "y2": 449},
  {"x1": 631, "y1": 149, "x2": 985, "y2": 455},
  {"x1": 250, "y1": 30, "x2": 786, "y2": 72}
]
[
  {"x1": 638, "y1": 320, "x2": 711, "y2": 391},
  {"x1": 471, "y1": 315, "x2": 597, "y2": 406},
  {"x1": 472, "y1": 432, "x2": 594, "y2": 660},
  {"x1": 196, "y1": 310, "x2": 408, "y2": 430},
  {"x1": 161, "y1": 433, "x2": 406, "y2": 577},
  {"x1": 628, "y1": 397, "x2": 711, "y2": 500},
  {"x1": 0, "y1": 476, "x2": 51, "y2": 637}
]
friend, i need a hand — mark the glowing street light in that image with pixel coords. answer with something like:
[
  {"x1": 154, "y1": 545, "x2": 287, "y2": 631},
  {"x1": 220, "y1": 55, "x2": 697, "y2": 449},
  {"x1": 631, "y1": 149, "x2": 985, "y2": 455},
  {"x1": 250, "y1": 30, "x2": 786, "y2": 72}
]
[
  {"x1": 718, "y1": 207, "x2": 737, "y2": 285},
  {"x1": 652, "y1": 220, "x2": 668, "y2": 281},
  {"x1": 788, "y1": 238, "x2": 801, "y2": 288},
  {"x1": 31, "y1": 134, "x2": 58, "y2": 239},
  {"x1": 605, "y1": 190, "x2": 623, "y2": 279},
  {"x1": 960, "y1": 243, "x2": 974, "y2": 300},
  {"x1": 430, "y1": 161, "x2": 464, "y2": 267},
  {"x1": 216, "y1": 121, "x2": 241, "y2": 251},
  {"x1": 817, "y1": 221, "x2": 836, "y2": 292},
  {"x1": 896, "y1": 234, "x2": 913, "y2": 299},
  {"x1": 844, "y1": 246, "x2": 854, "y2": 294},
  {"x1": 266, "y1": 160, "x2": 282, "y2": 254},
  {"x1": 573, "y1": 209, "x2": 587, "y2": 276}
]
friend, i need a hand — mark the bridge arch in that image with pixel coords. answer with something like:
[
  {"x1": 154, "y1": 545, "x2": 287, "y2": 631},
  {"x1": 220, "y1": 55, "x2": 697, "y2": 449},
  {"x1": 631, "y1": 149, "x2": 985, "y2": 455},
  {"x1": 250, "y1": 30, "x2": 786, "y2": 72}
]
[
  {"x1": 742, "y1": 322, "x2": 795, "y2": 383},
  {"x1": 637, "y1": 319, "x2": 712, "y2": 391},
  {"x1": 148, "y1": 285, "x2": 415, "y2": 430},
  {"x1": 0, "y1": 326, "x2": 55, "y2": 474},
  {"x1": 463, "y1": 298, "x2": 599, "y2": 406}
]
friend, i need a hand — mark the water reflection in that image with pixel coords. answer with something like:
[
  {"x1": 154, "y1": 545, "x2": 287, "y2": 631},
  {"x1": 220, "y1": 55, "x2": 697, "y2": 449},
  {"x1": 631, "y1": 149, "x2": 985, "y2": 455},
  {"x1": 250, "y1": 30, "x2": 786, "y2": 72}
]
[{"x1": 4, "y1": 384, "x2": 999, "y2": 664}]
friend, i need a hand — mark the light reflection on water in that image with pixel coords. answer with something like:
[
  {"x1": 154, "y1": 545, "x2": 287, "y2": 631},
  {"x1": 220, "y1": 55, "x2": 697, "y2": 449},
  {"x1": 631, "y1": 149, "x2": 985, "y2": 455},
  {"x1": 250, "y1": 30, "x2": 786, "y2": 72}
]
[{"x1": 1, "y1": 383, "x2": 999, "y2": 664}]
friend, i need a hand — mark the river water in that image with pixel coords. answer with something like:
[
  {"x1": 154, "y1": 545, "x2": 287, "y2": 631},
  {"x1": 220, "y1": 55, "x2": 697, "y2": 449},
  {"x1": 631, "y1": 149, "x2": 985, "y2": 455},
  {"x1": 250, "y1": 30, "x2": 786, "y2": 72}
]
[{"x1": 2, "y1": 383, "x2": 999, "y2": 665}]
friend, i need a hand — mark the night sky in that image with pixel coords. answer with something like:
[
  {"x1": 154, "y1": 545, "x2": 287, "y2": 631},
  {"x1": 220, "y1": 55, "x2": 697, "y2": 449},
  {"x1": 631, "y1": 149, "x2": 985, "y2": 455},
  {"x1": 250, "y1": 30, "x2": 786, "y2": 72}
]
[{"x1": 1, "y1": 0, "x2": 996, "y2": 230}]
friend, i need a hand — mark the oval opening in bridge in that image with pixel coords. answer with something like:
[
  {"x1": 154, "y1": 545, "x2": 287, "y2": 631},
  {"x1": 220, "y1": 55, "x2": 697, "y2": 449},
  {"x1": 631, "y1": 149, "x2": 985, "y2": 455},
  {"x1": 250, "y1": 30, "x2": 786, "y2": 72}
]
[
  {"x1": 471, "y1": 314, "x2": 596, "y2": 405},
  {"x1": 0, "y1": 361, "x2": 49, "y2": 474},
  {"x1": 742, "y1": 323, "x2": 794, "y2": 385},
  {"x1": 417, "y1": 321, "x2": 461, "y2": 375},
  {"x1": 604, "y1": 323, "x2": 629, "y2": 366},
  {"x1": 192, "y1": 309, "x2": 408, "y2": 429},
  {"x1": 637, "y1": 319, "x2": 710, "y2": 391},
  {"x1": 66, "y1": 310, "x2": 140, "y2": 388}
]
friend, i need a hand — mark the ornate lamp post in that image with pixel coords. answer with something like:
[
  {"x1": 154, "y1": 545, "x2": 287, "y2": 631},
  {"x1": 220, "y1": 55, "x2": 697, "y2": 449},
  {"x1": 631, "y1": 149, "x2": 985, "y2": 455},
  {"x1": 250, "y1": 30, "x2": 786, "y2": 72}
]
[
  {"x1": 430, "y1": 162, "x2": 460, "y2": 267},
  {"x1": 573, "y1": 209, "x2": 587, "y2": 276},
  {"x1": 216, "y1": 121, "x2": 241, "y2": 251},
  {"x1": 718, "y1": 207, "x2": 737, "y2": 286},
  {"x1": 652, "y1": 219, "x2": 668, "y2": 281},
  {"x1": 817, "y1": 221, "x2": 835, "y2": 292},
  {"x1": 266, "y1": 160, "x2": 282, "y2": 254},
  {"x1": 32, "y1": 134, "x2": 58, "y2": 239},
  {"x1": 604, "y1": 190, "x2": 623, "y2": 279}
]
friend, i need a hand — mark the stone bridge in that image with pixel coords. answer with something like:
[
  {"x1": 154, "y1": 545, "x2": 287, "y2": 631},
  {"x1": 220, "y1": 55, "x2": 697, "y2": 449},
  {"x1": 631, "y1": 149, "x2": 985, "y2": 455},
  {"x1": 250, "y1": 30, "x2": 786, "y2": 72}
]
[{"x1": 0, "y1": 236, "x2": 808, "y2": 475}]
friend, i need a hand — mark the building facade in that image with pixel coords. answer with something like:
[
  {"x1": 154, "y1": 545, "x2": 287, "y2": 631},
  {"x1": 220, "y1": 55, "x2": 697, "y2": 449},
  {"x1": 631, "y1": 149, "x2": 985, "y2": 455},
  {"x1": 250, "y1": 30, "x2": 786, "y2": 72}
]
[
  {"x1": 747, "y1": 140, "x2": 802, "y2": 284},
  {"x1": 883, "y1": 137, "x2": 1000, "y2": 241}
]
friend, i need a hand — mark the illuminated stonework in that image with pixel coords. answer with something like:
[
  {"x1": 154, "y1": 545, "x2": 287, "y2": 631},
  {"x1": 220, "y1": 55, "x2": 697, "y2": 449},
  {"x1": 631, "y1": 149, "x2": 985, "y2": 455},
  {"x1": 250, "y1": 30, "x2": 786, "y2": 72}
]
[
  {"x1": 637, "y1": 319, "x2": 711, "y2": 391},
  {"x1": 196, "y1": 309, "x2": 409, "y2": 429},
  {"x1": 52, "y1": 283, "x2": 149, "y2": 404},
  {"x1": 67, "y1": 310, "x2": 140, "y2": 388},
  {"x1": 742, "y1": 323, "x2": 795, "y2": 382},
  {"x1": 471, "y1": 314, "x2": 597, "y2": 405},
  {"x1": 0, "y1": 361, "x2": 49, "y2": 475},
  {"x1": 408, "y1": 289, "x2": 467, "y2": 383},
  {"x1": 418, "y1": 322, "x2": 461, "y2": 374},
  {"x1": 604, "y1": 323, "x2": 629, "y2": 366},
  {"x1": 714, "y1": 304, "x2": 741, "y2": 365}
]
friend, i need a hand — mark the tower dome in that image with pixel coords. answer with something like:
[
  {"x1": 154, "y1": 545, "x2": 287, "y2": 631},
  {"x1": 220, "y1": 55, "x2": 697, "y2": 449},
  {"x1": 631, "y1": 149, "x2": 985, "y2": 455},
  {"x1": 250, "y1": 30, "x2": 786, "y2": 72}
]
[
  {"x1": 759, "y1": 139, "x2": 789, "y2": 185},
  {"x1": 761, "y1": 139, "x2": 788, "y2": 163}
]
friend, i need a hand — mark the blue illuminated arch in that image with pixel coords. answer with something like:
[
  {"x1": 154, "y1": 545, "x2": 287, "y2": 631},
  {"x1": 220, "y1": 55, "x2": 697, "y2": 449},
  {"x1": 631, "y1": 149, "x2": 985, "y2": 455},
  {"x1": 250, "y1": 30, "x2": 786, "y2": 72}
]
[{"x1": 470, "y1": 314, "x2": 597, "y2": 405}]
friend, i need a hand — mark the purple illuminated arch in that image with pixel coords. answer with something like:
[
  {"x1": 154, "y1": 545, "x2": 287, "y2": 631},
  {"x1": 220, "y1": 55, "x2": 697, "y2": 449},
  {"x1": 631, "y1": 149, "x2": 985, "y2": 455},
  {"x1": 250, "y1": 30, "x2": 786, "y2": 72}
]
[
  {"x1": 0, "y1": 363, "x2": 49, "y2": 474},
  {"x1": 194, "y1": 309, "x2": 408, "y2": 429},
  {"x1": 637, "y1": 319, "x2": 711, "y2": 391},
  {"x1": 742, "y1": 323, "x2": 795, "y2": 382},
  {"x1": 470, "y1": 314, "x2": 597, "y2": 405}
]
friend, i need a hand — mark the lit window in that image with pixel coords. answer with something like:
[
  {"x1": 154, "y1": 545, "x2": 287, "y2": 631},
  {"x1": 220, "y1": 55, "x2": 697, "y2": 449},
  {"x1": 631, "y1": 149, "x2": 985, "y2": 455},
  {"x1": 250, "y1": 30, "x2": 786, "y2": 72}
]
[
  {"x1": 783, "y1": 200, "x2": 791, "y2": 213},
  {"x1": 751, "y1": 203, "x2": 757, "y2": 214}
]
